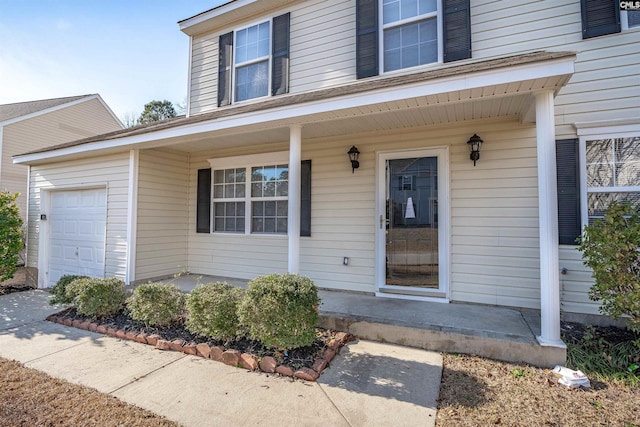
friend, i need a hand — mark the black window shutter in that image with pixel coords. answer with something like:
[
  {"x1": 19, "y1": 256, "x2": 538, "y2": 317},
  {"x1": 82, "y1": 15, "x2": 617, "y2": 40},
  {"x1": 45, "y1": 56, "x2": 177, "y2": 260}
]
[
  {"x1": 196, "y1": 168, "x2": 212, "y2": 233},
  {"x1": 272, "y1": 13, "x2": 290, "y2": 96},
  {"x1": 300, "y1": 160, "x2": 312, "y2": 237},
  {"x1": 443, "y1": 0, "x2": 471, "y2": 63},
  {"x1": 356, "y1": 0, "x2": 379, "y2": 79},
  {"x1": 581, "y1": 0, "x2": 620, "y2": 39},
  {"x1": 218, "y1": 32, "x2": 233, "y2": 106},
  {"x1": 556, "y1": 139, "x2": 581, "y2": 245}
]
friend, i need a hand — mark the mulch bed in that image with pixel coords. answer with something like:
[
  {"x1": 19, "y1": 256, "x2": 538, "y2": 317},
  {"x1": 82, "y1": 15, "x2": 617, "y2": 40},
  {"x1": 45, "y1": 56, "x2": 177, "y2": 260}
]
[
  {"x1": 47, "y1": 307, "x2": 354, "y2": 382},
  {"x1": 561, "y1": 320, "x2": 640, "y2": 345}
]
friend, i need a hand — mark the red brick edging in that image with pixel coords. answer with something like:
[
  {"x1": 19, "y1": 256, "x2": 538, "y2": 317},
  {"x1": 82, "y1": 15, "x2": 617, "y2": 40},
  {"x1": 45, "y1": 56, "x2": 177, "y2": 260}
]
[{"x1": 45, "y1": 314, "x2": 353, "y2": 381}]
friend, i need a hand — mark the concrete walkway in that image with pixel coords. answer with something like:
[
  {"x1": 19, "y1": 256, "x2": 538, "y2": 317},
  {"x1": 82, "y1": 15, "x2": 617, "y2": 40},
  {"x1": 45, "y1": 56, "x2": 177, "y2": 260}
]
[{"x1": 0, "y1": 290, "x2": 442, "y2": 427}]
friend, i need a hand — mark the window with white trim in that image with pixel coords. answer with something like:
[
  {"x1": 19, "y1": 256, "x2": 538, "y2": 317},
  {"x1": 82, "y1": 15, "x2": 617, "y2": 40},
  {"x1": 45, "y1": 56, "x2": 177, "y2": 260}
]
[
  {"x1": 250, "y1": 164, "x2": 288, "y2": 233},
  {"x1": 584, "y1": 136, "x2": 640, "y2": 224},
  {"x1": 382, "y1": 0, "x2": 439, "y2": 72},
  {"x1": 213, "y1": 168, "x2": 246, "y2": 232},
  {"x1": 234, "y1": 21, "x2": 271, "y2": 102},
  {"x1": 210, "y1": 153, "x2": 289, "y2": 235},
  {"x1": 217, "y1": 13, "x2": 289, "y2": 107}
]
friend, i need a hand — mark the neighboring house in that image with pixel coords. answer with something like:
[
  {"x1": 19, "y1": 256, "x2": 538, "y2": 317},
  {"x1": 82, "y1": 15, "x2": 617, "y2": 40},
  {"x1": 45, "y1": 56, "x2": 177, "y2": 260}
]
[
  {"x1": 13, "y1": 1, "x2": 640, "y2": 353},
  {"x1": 1, "y1": 94, "x2": 123, "y2": 221}
]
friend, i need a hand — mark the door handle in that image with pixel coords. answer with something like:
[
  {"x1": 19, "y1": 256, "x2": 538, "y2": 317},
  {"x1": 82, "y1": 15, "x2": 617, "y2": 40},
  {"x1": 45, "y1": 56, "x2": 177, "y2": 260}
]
[
  {"x1": 75, "y1": 247, "x2": 79, "y2": 257},
  {"x1": 380, "y1": 215, "x2": 384, "y2": 229}
]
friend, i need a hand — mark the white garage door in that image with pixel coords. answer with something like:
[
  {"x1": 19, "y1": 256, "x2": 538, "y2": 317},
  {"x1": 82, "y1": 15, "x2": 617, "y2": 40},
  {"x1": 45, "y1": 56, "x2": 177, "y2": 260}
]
[{"x1": 48, "y1": 189, "x2": 107, "y2": 287}]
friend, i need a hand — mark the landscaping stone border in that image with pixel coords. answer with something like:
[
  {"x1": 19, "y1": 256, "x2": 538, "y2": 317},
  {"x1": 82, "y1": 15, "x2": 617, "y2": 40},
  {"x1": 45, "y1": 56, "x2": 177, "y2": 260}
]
[{"x1": 46, "y1": 314, "x2": 354, "y2": 382}]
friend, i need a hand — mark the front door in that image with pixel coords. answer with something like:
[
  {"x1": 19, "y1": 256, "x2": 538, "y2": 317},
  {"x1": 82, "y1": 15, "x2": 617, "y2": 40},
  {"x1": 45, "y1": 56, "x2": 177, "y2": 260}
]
[{"x1": 376, "y1": 148, "x2": 449, "y2": 299}]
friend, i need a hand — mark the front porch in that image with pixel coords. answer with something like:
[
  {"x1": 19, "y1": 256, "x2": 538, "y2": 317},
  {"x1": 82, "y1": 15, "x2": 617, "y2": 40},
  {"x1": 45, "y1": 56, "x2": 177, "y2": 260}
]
[
  {"x1": 19, "y1": 51, "x2": 580, "y2": 366},
  {"x1": 159, "y1": 274, "x2": 565, "y2": 367}
]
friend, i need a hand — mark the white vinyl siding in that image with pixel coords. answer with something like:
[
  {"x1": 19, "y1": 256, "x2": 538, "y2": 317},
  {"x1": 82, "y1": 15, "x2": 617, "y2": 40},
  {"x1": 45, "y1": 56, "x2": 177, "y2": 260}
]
[
  {"x1": 189, "y1": 34, "x2": 219, "y2": 114},
  {"x1": 188, "y1": 0, "x2": 640, "y2": 145},
  {"x1": 471, "y1": 2, "x2": 581, "y2": 60},
  {"x1": 188, "y1": 0, "x2": 355, "y2": 115},
  {"x1": 555, "y1": 34, "x2": 640, "y2": 138},
  {"x1": 288, "y1": 0, "x2": 355, "y2": 93},
  {"x1": 559, "y1": 246, "x2": 600, "y2": 315},
  {"x1": 469, "y1": 0, "x2": 640, "y2": 138},
  {"x1": 135, "y1": 149, "x2": 189, "y2": 281},
  {"x1": 302, "y1": 122, "x2": 541, "y2": 300},
  {"x1": 186, "y1": 120, "x2": 546, "y2": 303},
  {"x1": 1, "y1": 98, "x2": 122, "y2": 220},
  {"x1": 179, "y1": 0, "x2": 638, "y2": 315},
  {"x1": 188, "y1": 144, "x2": 289, "y2": 279},
  {"x1": 27, "y1": 153, "x2": 130, "y2": 284}
]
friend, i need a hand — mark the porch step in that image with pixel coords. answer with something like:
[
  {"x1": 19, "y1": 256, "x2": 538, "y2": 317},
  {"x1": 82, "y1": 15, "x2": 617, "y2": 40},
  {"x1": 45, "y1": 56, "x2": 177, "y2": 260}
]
[
  {"x1": 317, "y1": 290, "x2": 566, "y2": 368},
  {"x1": 161, "y1": 274, "x2": 566, "y2": 367}
]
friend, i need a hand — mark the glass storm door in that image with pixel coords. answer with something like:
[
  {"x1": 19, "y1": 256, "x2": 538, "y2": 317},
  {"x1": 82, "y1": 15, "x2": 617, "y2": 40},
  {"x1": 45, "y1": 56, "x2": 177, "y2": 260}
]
[{"x1": 377, "y1": 149, "x2": 449, "y2": 298}]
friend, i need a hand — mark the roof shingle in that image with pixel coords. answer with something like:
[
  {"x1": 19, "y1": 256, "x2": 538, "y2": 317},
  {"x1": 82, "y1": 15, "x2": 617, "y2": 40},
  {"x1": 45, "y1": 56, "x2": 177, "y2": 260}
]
[{"x1": 0, "y1": 95, "x2": 94, "y2": 123}]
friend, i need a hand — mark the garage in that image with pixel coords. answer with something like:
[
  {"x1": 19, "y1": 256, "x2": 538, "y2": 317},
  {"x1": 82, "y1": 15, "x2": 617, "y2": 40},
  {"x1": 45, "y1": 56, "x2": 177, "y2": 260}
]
[{"x1": 47, "y1": 188, "x2": 107, "y2": 287}]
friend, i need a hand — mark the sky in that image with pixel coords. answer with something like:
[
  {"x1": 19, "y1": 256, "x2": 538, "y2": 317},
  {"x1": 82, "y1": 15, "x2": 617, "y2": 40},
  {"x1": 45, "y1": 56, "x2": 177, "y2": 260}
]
[{"x1": 0, "y1": 1, "x2": 228, "y2": 122}]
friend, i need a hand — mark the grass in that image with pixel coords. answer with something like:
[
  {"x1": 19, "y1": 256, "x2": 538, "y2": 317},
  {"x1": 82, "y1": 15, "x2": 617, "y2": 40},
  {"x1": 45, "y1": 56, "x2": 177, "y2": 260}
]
[
  {"x1": 437, "y1": 354, "x2": 640, "y2": 426},
  {"x1": 0, "y1": 358, "x2": 179, "y2": 426},
  {"x1": 565, "y1": 326, "x2": 640, "y2": 387},
  {"x1": 437, "y1": 324, "x2": 640, "y2": 426}
]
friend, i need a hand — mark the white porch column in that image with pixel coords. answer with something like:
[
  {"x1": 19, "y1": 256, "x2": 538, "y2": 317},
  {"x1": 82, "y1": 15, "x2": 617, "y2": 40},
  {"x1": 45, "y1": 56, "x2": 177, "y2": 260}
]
[
  {"x1": 125, "y1": 149, "x2": 139, "y2": 285},
  {"x1": 535, "y1": 90, "x2": 564, "y2": 347},
  {"x1": 288, "y1": 125, "x2": 302, "y2": 274}
]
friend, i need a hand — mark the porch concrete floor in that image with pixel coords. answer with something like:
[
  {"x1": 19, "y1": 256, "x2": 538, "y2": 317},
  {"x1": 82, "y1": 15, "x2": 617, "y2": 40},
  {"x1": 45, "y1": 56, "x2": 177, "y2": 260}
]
[{"x1": 159, "y1": 274, "x2": 566, "y2": 367}]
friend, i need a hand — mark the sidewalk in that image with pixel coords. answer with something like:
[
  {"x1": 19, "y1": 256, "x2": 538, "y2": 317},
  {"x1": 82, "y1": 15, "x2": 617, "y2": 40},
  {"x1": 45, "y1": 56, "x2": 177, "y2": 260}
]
[{"x1": 0, "y1": 290, "x2": 442, "y2": 427}]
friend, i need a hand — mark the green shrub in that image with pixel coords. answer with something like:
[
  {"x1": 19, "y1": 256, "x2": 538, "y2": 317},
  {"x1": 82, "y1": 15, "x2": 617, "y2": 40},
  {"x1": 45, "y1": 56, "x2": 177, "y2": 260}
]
[
  {"x1": 238, "y1": 273, "x2": 320, "y2": 350},
  {"x1": 49, "y1": 275, "x2": 89, "y2": 305},
  {"x1": 565, "y1": 325, "x2": 640, "y2": 387},
  {"x1": 127, "y1": 282, "x2": 186, "y2": 327},
  {"x1": 68, "y1": 277, "x2": 126, "y2": 318},
  {"x1": 0, "y1": 192, "x2": 23, "y2": 281},
  {"x1": 185, "y1": 282, "x2": 244, "y2": 341},
  {"x1": 579, "y1": 202, "x2": 640, "y2": 333}
]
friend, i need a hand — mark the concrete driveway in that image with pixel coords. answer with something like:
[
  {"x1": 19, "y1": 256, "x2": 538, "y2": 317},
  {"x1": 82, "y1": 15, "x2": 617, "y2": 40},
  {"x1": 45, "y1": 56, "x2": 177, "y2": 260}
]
[{"x1": 0, "y1": 290, "x2": 443, "y2": 426}]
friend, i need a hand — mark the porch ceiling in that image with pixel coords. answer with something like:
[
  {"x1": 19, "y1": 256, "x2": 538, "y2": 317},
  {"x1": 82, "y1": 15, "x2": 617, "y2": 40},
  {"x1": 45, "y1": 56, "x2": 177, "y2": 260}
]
[
  {"x1": 14, "y1": 51, "x2": 575, "y2": 164},
  {"x1": 166, "y1": 83, "x2": 551, "y2": 153}
]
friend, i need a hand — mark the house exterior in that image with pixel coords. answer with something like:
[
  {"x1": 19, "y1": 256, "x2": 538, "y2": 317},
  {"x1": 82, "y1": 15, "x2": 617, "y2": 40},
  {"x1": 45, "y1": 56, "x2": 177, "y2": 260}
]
[
  {"x1": 0, "y1": 95, "x2": 123, "y2": 221},
  {"x1": 13, "y1": 1, "x2": 640, "y2": 351}
]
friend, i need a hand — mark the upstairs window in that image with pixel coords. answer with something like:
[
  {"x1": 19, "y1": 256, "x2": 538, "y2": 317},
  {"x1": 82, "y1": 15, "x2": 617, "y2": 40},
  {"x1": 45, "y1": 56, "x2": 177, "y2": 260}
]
[
  {"x1": 218, "y1": 13, "x2": 290, "y2": 106},
  {"x1": 235, "y1": 22, "x2": 271, "y2": 102},
  {"x1": 382, "y1": 0, "x2": 438, "y2": 72},
  {"x1": 356, "y1": 0, "x2": 470, "y2": 79}
]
